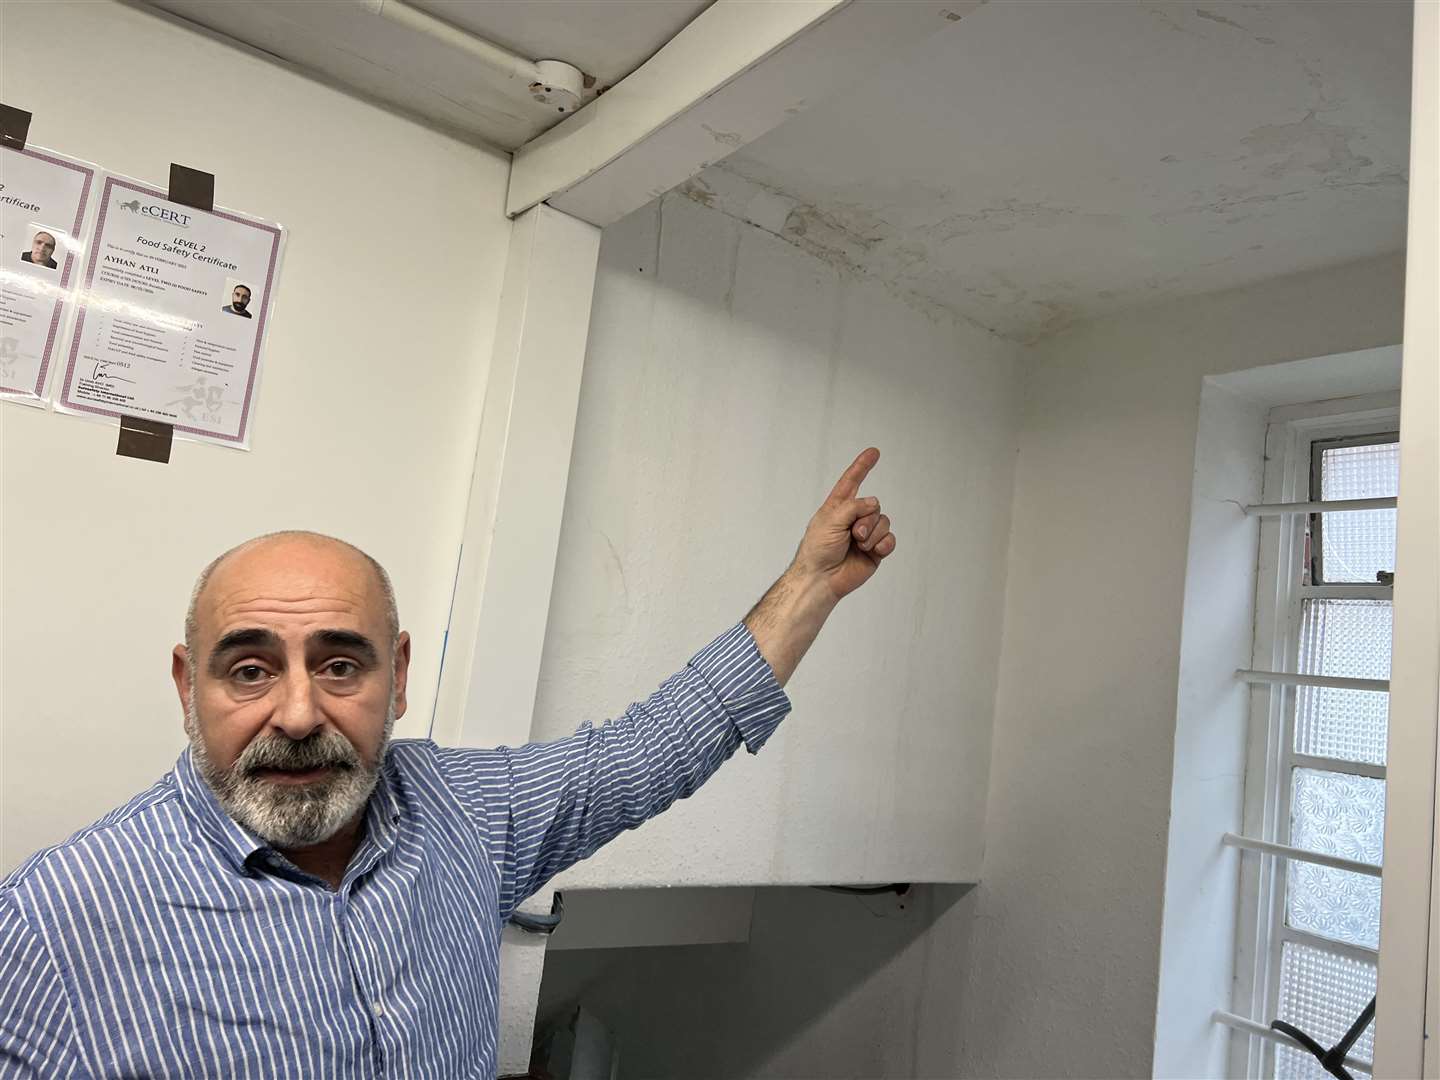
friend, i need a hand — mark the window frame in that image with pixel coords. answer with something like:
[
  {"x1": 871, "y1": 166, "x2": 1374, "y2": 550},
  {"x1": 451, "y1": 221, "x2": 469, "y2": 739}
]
[
  {"x1": 1231, "y1": 393, "x2": 1400, "y2": 1080},
  {"x1": 1308, "y1": 431, "x2": 1402, "y2": 587}
]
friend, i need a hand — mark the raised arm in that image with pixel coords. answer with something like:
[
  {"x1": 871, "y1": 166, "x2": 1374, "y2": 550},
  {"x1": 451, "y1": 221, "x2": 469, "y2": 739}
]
[
  {"x1": 443, "y1": 448, "x2": 898, "y2": 915},
  {"x1": 745, "y1": 447, "x2": 897, "y2": 685}
]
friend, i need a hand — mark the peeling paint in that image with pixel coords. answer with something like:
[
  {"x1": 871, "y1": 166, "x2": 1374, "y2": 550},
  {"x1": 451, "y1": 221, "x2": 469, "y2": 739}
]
[
  {"x1": 781, "y1": 201, "x2": 884, "y2": 270},
  {"x1": 930, "y1": 199, "x2": 1121, "y2": 241},
  {"x1": 1151, "y1": 184, "x2": 1309, "y2": 224},
  {"x1": 677, "y1": 176, "x2": 717, "y2": 209},
  {"x1": 1241, "y1": 111, "x2": 1373, "y2": 180},
  {"x1": 1194, "y1": 8, "x2": 1248, "y2": 33},
  {"x1": 700, "y1": 123, "x2": 744, "y2": 149},
  {"x1": 1323, "y1": 169, "x2": 1407, "y2": 193},
  {"x1": 1145, "y1": 5, "x2": 1205, "y2": 40}
]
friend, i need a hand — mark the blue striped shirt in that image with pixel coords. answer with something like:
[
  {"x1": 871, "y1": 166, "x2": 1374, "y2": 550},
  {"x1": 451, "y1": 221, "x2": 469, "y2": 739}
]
[{"x1": 0, "y1": 623, "x2": 789, "y2": 1078}]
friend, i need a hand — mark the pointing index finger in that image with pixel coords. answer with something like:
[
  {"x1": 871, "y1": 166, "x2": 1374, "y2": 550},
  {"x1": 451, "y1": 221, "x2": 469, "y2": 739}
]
[{"x1": 828, "y1": 447, "x2": 880, "y2": 501}]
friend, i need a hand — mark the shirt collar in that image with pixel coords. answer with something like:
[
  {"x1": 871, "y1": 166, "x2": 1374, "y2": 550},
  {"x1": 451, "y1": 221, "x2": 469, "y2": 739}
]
[
  {"x1": 173, "y1": 747, "x2": 270, "y2": 875},
  {"x1": 173, "y1": 747, "x2": 404, "y2": 879}
]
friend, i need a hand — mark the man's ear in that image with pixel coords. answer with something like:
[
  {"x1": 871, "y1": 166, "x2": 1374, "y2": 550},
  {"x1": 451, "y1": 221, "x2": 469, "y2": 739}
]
[
  {"x1": 173, "y1": 645, "x2": 194, "y2": 734},
  {"x1": 392, "y1": 631, "x2": 412, "y2": 719}
]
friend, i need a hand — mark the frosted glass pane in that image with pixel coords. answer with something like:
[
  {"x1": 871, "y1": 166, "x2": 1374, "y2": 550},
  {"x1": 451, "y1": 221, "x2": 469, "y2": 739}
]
[
  {"x1": 1317, "y1": 442, "x2": 1398, "y2": 583},
  {"x1": 1275, "y1": 942, "x2": 1376, "y2": 1079},
  {"x1": 1297, "y1": 600, "x2": 1392, "y2": 682},
  {"x1": 1321, "y1": 442, "x2": 1399, "y2": 500},
  {"x1": 1286, "y1": 769, "x2": 1384, "y2": 949},
  {"x1": 1318, "y1": 509, "x2": 1396, "y2": 583},
  {"x1": 1294, "y1": 685, "x2": 1388, "y2": 766}
]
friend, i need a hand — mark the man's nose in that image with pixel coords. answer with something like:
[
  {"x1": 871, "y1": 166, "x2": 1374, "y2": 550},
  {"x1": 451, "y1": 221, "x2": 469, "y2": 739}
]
[{"x1": 270, "y1": 670, "x2": 325, "y2": 741}]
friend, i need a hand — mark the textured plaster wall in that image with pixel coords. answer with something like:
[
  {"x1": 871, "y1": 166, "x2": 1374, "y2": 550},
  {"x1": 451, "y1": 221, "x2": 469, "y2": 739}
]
[{"x1": 532, "y1": 191, "x2": 1025, "y2": 890}]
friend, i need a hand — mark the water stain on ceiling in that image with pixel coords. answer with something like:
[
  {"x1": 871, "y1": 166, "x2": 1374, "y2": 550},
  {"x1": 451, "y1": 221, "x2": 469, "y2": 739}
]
[{"x1": 676, "y1": 1, "x2": 1412, "y2": 343}]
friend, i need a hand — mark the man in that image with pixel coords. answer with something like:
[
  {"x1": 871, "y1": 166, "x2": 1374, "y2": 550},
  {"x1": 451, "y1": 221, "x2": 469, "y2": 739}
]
[
  {"x1": 0, "y1": 449, "x2": 896, "y2": 1078},
  {"x1": 18, "y1": 232, "x2": 57, "y2": 270},
  {"x1": 223, "y1": 283, "x2": 253, "y2": 317}
]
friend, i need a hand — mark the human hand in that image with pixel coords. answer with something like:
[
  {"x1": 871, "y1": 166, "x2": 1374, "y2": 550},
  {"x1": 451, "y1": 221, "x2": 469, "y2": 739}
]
[{"x1": 790, "y1": 447, "x2": 896, "y2": 601}]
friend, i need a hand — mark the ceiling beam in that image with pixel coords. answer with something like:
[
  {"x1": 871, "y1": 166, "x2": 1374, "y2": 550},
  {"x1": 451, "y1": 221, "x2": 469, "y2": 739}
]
[{"x1": 506, "y1": 0, "x2": 984, "y2": 226}]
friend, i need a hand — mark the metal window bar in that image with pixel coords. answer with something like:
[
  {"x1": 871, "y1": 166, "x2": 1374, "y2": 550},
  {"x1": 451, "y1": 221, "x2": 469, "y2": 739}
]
[
  {"x1": 1222, "y1": 833, "x2": 1382, "y2": 879},
  {"x1": 1237, "y1": 669, "x2": 1390, "y2": 694},
  {"x1": 1245, "y1": 497, "x2": 1397, "y2": 517},
  {"x1": 1212, "y1": 1011, "x2": 1373, "y2": 1075}
]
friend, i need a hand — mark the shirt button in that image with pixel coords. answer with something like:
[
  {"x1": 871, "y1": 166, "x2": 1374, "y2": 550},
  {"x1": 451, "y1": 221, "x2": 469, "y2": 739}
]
[{"x1": 372, "y1": 1002, "x2": 385, "y2": 1018}]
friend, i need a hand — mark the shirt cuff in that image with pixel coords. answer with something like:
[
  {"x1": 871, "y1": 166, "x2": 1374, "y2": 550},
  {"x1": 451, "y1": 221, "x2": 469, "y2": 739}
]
[{"x1": 687, "y1": 622, "x2": 792, "y2": 754}]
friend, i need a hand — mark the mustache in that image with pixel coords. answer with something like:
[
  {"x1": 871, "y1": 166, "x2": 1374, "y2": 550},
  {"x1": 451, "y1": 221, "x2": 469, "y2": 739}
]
[{"x1": 236, "y1": 730, "x2": 360, "y2": 776}]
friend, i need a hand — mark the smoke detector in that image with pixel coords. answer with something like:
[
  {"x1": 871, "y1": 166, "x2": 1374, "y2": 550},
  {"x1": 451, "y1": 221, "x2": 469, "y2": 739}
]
[{"x1": 529, "y1": 60, "x2": 584, "y2": 115}]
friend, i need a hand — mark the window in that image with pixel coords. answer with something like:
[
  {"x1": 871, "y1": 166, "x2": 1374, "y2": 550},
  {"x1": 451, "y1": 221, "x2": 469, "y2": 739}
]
[{"x1": 1229, "y1": 399, "x2": 1399, "y2": 1079}]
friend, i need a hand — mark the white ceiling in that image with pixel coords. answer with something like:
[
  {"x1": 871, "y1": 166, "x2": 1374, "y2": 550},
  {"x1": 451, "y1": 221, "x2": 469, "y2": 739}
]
[
  {"x1": 146, "y1": 0, "x2": 712, "y2": 150},
  {"x1": 683, "y1": 1, "x2": 1413, "y2": 343}
]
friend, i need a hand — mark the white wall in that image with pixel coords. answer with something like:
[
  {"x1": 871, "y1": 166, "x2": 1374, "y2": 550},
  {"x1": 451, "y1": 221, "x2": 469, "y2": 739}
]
[
  {"x1": 940, "y1": 252, "x2": 1406, "y2": 1078},
  {"x1": 0, "y1": 1, "x2": 511, "y2": 871},
  {"x1": 531, "y1": 191, "x2": 1025, "y2": 890},
  {"x1": 1151, "y1": 380, "x2": 1266, "y2": 1079}
]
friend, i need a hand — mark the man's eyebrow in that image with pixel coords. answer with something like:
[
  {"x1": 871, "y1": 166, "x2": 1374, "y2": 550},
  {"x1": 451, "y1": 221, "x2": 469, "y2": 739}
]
[
  {"x1": 309, "y1": 630, "x2": 379, "y2": 664},
  {"x1": 208, "y1": 628, "x2": 281, "y2": 674}
]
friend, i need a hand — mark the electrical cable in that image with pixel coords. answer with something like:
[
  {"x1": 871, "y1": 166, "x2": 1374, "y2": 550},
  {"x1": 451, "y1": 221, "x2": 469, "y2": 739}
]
[
  {"x1": 1270, "y1": 994, "x2": 1375, "y2": 1080},
  {"x1": 508, "y1": 890, "x2": 565, "y2": 935}
]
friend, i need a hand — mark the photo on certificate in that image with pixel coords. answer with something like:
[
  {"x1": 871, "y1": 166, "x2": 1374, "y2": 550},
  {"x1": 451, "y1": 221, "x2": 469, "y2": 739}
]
[
  {"x1": 19, "y1": 226, "x2": 62, "y2": 271},
  {"x1": 221, "y1": 277, "x2": 257, "y2": 321},
  {"x1": 0, "y1": 145, "x2": 97, "y2": 404},
  {"x1": 53, "y1": 174, "x2": 286, "y2": 449}
]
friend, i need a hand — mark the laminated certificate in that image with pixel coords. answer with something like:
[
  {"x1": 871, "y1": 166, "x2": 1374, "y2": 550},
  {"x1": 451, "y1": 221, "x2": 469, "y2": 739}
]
[
  {"x1": 0, "y1": 144, "x2": 97, "y2": 403},
  {"x1": 55, "y1": 173, "x2": 285, "y2": 448}
]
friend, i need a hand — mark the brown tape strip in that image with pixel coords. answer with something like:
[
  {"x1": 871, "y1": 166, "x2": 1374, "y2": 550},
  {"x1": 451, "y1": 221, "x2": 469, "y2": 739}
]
[
  {"x1": 0, "y1": 104, "x2": 32, "y2": 151},
  {"x1": 168, "y1": 163, "x2": 214, "y2": 212},
  {"x1": 117, "y1": 416, "x2": 174, "y2": 464}
]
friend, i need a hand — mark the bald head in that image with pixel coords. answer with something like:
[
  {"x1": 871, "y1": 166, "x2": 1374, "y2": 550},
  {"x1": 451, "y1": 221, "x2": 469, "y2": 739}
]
[
  {"x1": 185, "y1": 531, "x2": 399, "y2": 659},
  {"x1": 175, "y1": 531, "x2": 409, "y2": 853}
]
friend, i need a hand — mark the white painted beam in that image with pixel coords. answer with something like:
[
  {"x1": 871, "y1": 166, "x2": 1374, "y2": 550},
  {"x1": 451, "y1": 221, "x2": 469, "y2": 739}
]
[
  {"x1": 425, "y1": 204, "x2": 599, "y2": 1074},
  {"x1": 508, "y1": 0, "x2": 985, "y2": 226},
  {"x1": 1376, "y1": 4, "x2": 1440, "y2": 1077},
  {"x1": 431, "y1": 203, "x2": 600, "y2": 751}
]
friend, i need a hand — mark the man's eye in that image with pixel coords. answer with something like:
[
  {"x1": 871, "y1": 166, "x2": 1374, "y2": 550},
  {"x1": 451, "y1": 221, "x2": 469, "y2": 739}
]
[
  {"x1": 323, "y1": 660, "x2": 358, "y2": 678},
  {"x1": 232, "y1": 665, "x2": 268, "y2": 684}
]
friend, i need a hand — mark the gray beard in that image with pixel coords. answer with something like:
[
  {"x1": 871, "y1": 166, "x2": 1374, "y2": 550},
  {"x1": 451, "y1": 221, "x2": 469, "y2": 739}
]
[{"x1": 187, "y1": 693, "x2": 395, "y2": 849}]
